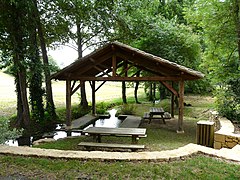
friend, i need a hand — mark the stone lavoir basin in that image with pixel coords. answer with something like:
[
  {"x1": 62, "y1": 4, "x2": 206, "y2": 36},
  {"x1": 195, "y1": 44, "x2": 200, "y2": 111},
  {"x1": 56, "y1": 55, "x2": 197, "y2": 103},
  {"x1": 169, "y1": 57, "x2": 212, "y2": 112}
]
[{"x1": 6, "y1": 109, "x2": 122, "y2": 146}]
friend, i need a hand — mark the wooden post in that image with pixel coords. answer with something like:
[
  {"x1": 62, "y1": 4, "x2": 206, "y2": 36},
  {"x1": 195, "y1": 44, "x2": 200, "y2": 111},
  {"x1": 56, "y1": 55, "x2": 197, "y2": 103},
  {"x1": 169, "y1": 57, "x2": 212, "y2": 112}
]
[
  {"x1": 170, "y1": 82, "x2": 175, "y2": 118},
  {"x1": 92, "y1": 81, "x2": 96, "y2": 115},
  {"x1": 177, "y1": 80, "x2": 184, "y2": 133},
  {"x1": 66, "y1": 80, "x2": 72, "y2": 127},
  {"x1": 171, "y1": 93, "x2": 175, "y2": 118},
  {"x1": 112, "y1": 54, "x2": 116, "y2": 77}
]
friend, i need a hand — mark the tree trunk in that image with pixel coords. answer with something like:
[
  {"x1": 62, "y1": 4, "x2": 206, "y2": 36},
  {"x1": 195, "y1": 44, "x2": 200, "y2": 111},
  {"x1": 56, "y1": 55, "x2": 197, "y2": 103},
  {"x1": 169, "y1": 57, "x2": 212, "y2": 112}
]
[
  {"x1": 122, "y1": 81, "x2": 127, "y2": 104},
  {"x1": 18, "y1": 68, "x2": 30, "y2": 128},
  {"x1": 15, "y1": 77, "x2": 23, "y2": 127},
  {"x1": 149, "y1": 83, "x2": 153, "y2": 101},
  {"x1": 33, "y1": 0, "x2": 57, "y2": 118},
  {"x1": 134, "y1": 81, "x2": 140, "y2": 103},
  {"x1": 77, "y1": 22, "x2": 88, "y2": 108},
  {"x1": 153, "y1": 82, "x2": 156, "y2": 103},
  {"x1": 160, "y1": 84, "x2": 167, "y2": 100},
  {"x1": 11, "y1": 4, "x2": 30, "y2": 129},
  {"x1": 134, "y1": 71, "x2": 141, "y2": 104}
]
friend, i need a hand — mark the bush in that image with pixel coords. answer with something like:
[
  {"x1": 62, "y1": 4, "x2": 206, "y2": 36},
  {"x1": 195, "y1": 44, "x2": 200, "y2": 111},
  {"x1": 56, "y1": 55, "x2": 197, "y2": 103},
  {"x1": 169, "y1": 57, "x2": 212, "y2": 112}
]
[
  {"x1": 96, "y1": 102, "x2": 109, "y2": 114},
  {"x1": 71, "y1": 105, "x2": 90, "y2": 119},
  {"x1": 119, "y1": 104, "x2": 136, "y2": 115},
  {"x1": 0, "y1": 118, "x2": 22, "y2": 144},
  {"x1": 215, "y1": 78, "x2": 240, "y2": 122}
]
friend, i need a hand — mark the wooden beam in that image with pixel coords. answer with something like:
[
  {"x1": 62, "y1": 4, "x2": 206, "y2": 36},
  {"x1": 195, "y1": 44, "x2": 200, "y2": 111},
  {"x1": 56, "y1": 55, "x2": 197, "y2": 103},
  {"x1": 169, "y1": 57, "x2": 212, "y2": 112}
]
[
  {"x1": 131, "y1": 69, "x2": 142, "y2": 77},
  {"x1": 66, "y1": 76, "x2": 182, "y2": 81},
  {"x1": 71, "y1": 83, "x2": 81, "y2": 96},
  {"x1": 96, "y1": 69, "x2": 112, "y2": 77},
  {"x1": 70, "y1": 80, "x2": 77, "y2": 92},
  {"x1": 97, "y1": 62, "x2": 123, "y2": 78},
  {"x1": 118, "y1": 63, "x2": 134, "y2": 77},
  {"x1": 73, "y1": 52, "x2": 113, "y2": 76},
  {"x1": 98, "y1": 63, "x2": 110, "y2": 70},
  {"x1": 160, "y1": 81, "x2": 178, "y2": 97},
  {"x1": 93, "y1": 66, "x2": 111, "y2": 77},
  {"x1": 116, "y1": 51, "x2": 173, "y2": 76},
  {"x1": 95, "y1": 81, "x2": 106, "y2": 92},
  {"x1": 177, "y1": 80, "x2": 184, "y2": 133},
  {"x1": 171, "y1": 82, "x2": 175, "y2": 118},
  {"x1": 66, "y1": 80, "x2": 72, "y2": 127}
]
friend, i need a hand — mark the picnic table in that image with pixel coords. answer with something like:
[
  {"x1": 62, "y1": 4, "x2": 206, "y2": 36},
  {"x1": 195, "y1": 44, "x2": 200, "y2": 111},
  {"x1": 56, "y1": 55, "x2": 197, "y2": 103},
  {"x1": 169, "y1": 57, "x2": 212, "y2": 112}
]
[
  {"x1": 83, "y1": 127, "x2": 146, "y2": 144},
  {"x1": 148, "y1": 107, "x2": 169, "y2": 124}
]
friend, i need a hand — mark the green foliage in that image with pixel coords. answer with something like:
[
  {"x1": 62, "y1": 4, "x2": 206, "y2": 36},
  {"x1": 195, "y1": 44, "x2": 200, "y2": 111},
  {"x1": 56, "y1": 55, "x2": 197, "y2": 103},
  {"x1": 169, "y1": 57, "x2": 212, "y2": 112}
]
[
  {"x1": 185, "y1": 0, "x2": 240, "y2": 120},
  {"x1": 119, "y1": 104, "x2": 136, "y2": 115},
  {"x1": 0, "y1": 118, "x2": 22, "y2": 144},
  {"x1": 47, "y1": 56, "x2": 60, "y2": 75},
  {"x1": 96, "y1": 102, "x2": 109, "y2": 115},
  {"x1": 71, "y1": 105, "x2": 90, "y2": 120},
  {"x1": 215, "y1": 78, "x2": 240, "y2": 122},
  {"x1": 28, "y1": 51, "x2": 45, "y2": 122},
  {"x1": 185, "y1": 0, "x2": 239, "y2": 84}
]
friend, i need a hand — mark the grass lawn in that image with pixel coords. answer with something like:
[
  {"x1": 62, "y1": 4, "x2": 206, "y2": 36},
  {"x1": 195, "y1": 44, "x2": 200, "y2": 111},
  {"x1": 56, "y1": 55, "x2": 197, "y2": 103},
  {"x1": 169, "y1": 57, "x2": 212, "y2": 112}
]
[{"x1": 0, "y1": 155, "x2": 239, "y2": 179}]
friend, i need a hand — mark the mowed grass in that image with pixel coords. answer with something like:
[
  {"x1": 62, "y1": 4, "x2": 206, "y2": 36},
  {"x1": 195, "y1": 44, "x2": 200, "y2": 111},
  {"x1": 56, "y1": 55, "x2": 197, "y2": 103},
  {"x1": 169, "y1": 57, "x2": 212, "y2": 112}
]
[{"x1": 0, "y1": 155, "x2": 239, "y2": 179}]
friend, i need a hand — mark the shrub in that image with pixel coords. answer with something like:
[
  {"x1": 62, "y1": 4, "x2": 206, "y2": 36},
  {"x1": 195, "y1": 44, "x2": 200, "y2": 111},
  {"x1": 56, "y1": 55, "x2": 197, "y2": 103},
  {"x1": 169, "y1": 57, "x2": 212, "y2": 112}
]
[
  {"x1": 71, "y1": 105, "x2": 90, "y2": 119},
  {"x1": 119, "y1": 104, "x2": 136, "y2": 115},
  {"x1": 0, "y1": 118, "x2": 22, "y2": 144},
  {"x1": 96, "y1": 102, "x2": 108, "y2": 114},
  {"x1": 215, "y1": 78, "x2": 240, "y2": 122}
]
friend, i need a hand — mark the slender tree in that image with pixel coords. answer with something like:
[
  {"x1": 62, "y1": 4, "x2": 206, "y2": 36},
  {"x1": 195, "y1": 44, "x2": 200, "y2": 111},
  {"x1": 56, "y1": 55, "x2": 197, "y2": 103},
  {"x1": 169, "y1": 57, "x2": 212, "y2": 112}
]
[
  {"x1": 32, "y1": 0, "x2": 57, "y2": 119},
  {"x1": 0, "y1": 1, "x2": 31, "y2": 128}
]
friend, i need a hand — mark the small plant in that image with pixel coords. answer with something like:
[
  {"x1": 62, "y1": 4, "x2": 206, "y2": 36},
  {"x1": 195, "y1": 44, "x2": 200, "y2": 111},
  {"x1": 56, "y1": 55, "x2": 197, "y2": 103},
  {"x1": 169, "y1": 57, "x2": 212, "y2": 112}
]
[
  {"x1": 72, "y1": 105, "x2": 90, "y2": 119},
  {"x1": 0, "y1": 117, "x2": 23, "y2": 144},
  {"x1": 119, "y1": 104, "x2": 136, "y2": 115},
  {"x1": 96, "y1": 102, "x2": 108, "y2": 114}
]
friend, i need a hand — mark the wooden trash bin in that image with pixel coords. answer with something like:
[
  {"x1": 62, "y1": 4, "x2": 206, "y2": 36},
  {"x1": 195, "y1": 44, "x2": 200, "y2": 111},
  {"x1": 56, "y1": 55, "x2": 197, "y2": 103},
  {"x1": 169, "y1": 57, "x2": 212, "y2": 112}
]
[{"x1": 196, "y1": 121, "x2": 214, "y2": 148}]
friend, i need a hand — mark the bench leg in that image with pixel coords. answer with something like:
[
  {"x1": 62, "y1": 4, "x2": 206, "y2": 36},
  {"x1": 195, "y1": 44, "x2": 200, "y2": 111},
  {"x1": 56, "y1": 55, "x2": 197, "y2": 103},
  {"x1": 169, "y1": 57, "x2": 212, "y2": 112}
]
[
  {"x1": 132, "y1": 135, "x2": 139, "y2": 144},
  {"x1": 97, "y1": 135, "x2": 101, "y2": 143},
  {"x1": 161, "y1": 115, "x2": 166, "y2": 124},
  {"x1": 92, "y1": 135, "x2": 102, "y2": 143},
  {"x1": 148, "y1": 115, "x2": 152, "y2": 124}
]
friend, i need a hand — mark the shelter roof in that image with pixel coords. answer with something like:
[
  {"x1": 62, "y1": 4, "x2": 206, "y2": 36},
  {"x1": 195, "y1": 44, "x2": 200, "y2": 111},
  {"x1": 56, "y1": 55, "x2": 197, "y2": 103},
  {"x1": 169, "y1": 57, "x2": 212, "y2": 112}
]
[{"x1": 51, "y1": 41, "x2": 204, "y2": 81}]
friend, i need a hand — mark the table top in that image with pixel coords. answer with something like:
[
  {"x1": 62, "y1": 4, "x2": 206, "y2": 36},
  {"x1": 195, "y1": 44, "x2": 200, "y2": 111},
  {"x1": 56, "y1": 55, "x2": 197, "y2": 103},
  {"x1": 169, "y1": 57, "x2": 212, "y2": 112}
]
[
  {"x1": 149, "y1": 107, "x2": 164, "y2": 114},
  {"x1": 83, "y1": 127, "x2": 146, "y2": 136}
]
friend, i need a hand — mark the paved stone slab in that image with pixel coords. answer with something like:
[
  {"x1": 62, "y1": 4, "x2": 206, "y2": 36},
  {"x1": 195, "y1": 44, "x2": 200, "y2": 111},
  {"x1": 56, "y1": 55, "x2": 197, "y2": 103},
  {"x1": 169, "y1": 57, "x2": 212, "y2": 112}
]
[
  {"x1": 119, "y1": 115, "x2": 142, "y2": 128},
  {"x1": 70, "y1": 114, "x2": 98, "y2": 129},
  {"x1": 0, "y1": 143, "x2": 239, "y2": 162}
]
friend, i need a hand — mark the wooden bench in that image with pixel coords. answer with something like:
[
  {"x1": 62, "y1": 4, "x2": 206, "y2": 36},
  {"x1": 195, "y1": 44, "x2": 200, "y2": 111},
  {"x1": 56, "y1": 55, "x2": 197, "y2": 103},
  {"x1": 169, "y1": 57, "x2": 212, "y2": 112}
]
[
  {"x1": 78, "y1": 142, "x2": 145, "y2": 151},
  {"x1": 163, "y1": 112, "x2": 171, "y2": 119},
  {"x1": 143, "y1": 111, "x2": 171, "y2": 123}
]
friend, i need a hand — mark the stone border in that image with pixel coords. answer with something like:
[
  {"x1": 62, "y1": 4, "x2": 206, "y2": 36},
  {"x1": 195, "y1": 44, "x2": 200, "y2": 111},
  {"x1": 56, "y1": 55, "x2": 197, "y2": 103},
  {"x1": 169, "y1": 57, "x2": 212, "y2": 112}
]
[
  {"x1": 214, "y1": 117, "x2": 240, "y2": 149},
  {"x1": 0, "y1": 143, "x2": 240, "y2": 162}
]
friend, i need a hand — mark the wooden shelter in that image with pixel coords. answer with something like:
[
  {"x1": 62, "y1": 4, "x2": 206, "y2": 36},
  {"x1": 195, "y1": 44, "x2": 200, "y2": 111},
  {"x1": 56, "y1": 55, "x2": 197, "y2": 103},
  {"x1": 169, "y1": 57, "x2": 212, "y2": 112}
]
[{"x1": 51, "y1": 42, "x2": 204, "y2": 133}]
